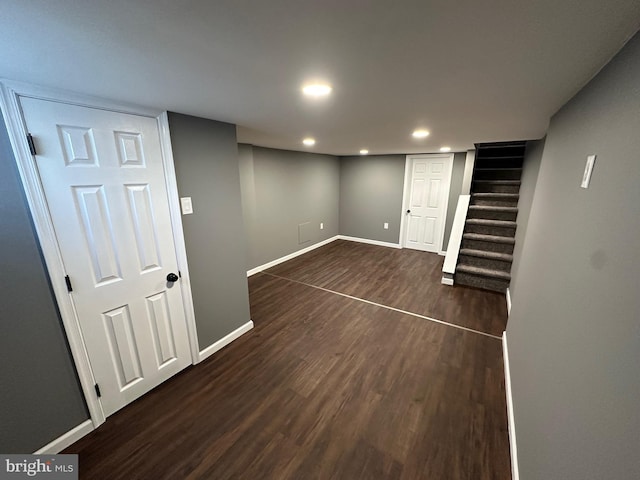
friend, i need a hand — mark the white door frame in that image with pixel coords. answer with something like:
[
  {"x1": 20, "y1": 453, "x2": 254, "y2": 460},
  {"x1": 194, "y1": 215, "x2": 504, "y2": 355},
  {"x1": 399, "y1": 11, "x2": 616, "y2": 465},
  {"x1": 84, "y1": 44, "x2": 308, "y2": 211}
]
[
  {"x1": 0, "y1": 80, "x2": 201, "y2": 429},
  {"x1": 399, "y1": 153, "x2": 455, "y2": 255}
]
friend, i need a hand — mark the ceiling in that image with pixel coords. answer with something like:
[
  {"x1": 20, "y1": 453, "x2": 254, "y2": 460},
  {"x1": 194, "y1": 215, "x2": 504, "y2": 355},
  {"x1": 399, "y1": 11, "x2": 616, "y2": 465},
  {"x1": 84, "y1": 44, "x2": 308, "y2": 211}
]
[{"x1": 1, "y1": 1, "x2": 639, "y2": 156}]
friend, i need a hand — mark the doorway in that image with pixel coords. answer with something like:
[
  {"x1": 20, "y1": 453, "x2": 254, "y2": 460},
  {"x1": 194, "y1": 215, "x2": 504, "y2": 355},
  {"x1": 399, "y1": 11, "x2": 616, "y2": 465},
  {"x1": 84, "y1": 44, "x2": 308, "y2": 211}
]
[
  {"x1": 400, "y1": 153, "x2": 454, "y2": 253},
  {"x1": 1, "y1": 83, "x2": 199, "y2": 427}
]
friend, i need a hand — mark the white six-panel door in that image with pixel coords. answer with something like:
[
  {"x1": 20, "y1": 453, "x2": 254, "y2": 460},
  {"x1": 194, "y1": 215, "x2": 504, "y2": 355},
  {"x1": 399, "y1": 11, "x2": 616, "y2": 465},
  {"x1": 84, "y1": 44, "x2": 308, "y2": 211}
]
[
  {"x1": 20, "y1": 97, "x2": 192, "y2": 417},
  {"x1": 403, "y1": 154, "x2": 453, "y2": 253}
]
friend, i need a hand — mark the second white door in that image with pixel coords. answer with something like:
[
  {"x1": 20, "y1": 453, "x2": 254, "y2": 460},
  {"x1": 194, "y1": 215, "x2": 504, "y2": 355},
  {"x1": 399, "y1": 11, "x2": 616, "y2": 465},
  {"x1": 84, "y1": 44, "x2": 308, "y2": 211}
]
[{"x1": 403, "y1": 154, "x2": 453, "y2": 253}]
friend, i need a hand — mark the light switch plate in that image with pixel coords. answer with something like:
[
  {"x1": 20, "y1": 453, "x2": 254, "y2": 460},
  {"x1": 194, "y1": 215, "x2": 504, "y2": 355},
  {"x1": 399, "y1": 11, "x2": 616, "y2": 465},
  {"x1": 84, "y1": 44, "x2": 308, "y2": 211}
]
[
  {"x1": 581, "y1": 155, "x2": 596, "y2": 189},
  {"x1": 320, "y1": 222, "x2": 324, "y2": 230},
  {"x1": 383, "y1": 222, "x2": 389, "y2": 230},
  {"x1": 180, "y1": 197, "x2": 193, "y2": 215}
]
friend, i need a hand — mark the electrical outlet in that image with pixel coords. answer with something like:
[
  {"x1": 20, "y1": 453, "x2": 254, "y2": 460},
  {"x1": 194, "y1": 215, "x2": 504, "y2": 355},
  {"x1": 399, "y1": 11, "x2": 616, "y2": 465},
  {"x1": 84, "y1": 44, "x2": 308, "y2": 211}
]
[
  {"x1": 320, "y1": 222, "x2": 324, "y2": 230},
  {"x1": 383, "y1": 222, "x2": 389, "y2": 230}
]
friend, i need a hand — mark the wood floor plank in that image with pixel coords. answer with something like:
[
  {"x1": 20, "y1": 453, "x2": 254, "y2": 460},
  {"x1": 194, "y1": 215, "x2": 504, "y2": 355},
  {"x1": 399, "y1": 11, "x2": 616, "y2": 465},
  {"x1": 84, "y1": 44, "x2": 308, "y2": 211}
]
[
  {"x1": 64, "y1": 252, "x2": 511, "y2": 479},
  {"x1": 265, "y1": 239, "x2": 508, "y2": 336}
]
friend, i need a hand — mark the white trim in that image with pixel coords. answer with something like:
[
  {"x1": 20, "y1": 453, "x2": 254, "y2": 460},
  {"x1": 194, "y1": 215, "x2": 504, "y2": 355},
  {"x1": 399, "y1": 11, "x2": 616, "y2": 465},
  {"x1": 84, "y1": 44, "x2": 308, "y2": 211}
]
[
  {"x1": 247, "y1": 235, "x2": 404, "y2": 277},
  {"x1": 442, "y1": 195, "x2": 471, "y2": 277},
  {"x1": 247, "y1": 235, "x2": 339, "y2": 276},
  {"x1": 441, "y1": 274, "x2": 454, "y2": 286},
  {"x1": 0, "y1": 81, "x2": 197, "y2": 428},
  {"x1": 338, "y1": 235, "x2": 401, "y2": 249},
  {"x1": 502, "y1": 332, "x2": 520, "y2": 480},
  {"x1": 506, "y1": 287, "x2": 512, "y2": 316},
  {"x1": 461, "y1": 149, "x2": 476, "y2": 194},
  {"x1": 158, "y1": 112, "x2": 200, "y2": 365},
  {"x1": 34, "y1": 420, "x2": 94, "y2": 454},
  {"x1": 0, "y1": 82, "x2": 107, "y2": 428},
  {"x1": 399, "y1": 153, "x2": 455, "y2": 253},
  {"x1": 399, "y1": 155, "x2": 413, "y2": 249},
  {"x1": 0, "y1": 79, "x2": 161, "y2": 117},
  {"x1": 199, "y1": 320, "x2": 254, "y2": 362}
]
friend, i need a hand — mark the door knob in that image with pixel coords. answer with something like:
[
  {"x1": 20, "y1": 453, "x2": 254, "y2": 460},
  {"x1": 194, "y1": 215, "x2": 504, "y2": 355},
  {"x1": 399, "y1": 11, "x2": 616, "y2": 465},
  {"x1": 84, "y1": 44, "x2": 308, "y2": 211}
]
[
  {"x1": 406, "y1": 209, "x2": 411, "y2": 214},
  {"x1": 166, "y1": 272, "x2": 179, "y2": 283}
]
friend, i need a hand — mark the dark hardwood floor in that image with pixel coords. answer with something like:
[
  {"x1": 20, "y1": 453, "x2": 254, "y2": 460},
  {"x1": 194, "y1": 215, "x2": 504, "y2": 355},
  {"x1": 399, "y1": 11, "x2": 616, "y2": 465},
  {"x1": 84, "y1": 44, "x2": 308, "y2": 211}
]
[
  {"x1": 266, "y1": 239, "x2": 508, "y2": 337},
  {"x1": 64, "y1": 240, "x2": 511, "y2": 479}
]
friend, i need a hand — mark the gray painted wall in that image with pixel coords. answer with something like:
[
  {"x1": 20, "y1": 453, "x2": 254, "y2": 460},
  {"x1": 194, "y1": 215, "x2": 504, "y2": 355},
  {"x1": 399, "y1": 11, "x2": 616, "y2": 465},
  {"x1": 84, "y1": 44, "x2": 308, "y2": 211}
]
[
  {"x1": 0, "y1": 112, "x2": 88, "y2": 453},
  {"x1": 507, "y1": 33, "x2": 640, "y2": 479},
  {"x1": 509, "y1": 138, "x2": 544, "y2": 302},
  {"x1": 168, "y1": 113, "x2": 251, "y2": 350},
  {"x1": 442, "y1": 152, "x2": 466, "y2": 248},
  {"x1": 239, "y1": 145, "x2": 340, "y2": 270},
  {"x1": 339, "y1": 152, "x2": 466, "y2": 248},
  {"x1": 238, "y1": 144, "x2": 257, "y2": 267},
  {"x1": 339, "y1": 154, "x2": 406, "y2": 243}
]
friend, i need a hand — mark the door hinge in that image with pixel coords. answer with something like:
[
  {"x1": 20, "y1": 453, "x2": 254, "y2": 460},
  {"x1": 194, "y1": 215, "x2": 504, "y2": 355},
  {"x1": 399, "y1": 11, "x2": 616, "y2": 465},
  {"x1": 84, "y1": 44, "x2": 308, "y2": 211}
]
[
  {"x1": 26, "y1": 134, "x2": 37, "y2": 156},
  {"x1": 94, "y1": 384, "x2": 102, "y2": 398},
  {"x1": 178, "y1": 270, "x2": 182, "y2": 278},
  {"x1": 65, "y1": 275, "x2": 73, "y2": 292}
]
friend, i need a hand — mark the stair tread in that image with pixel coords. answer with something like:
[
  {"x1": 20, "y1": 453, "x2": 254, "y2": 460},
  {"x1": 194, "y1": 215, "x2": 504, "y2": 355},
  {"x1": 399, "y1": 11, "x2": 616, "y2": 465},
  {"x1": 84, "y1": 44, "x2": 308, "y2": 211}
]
[
  {"x1": 456, "y1": 265, "x2": 511, "y2": 280},
  {"x1": 466, "y1": 219, "x2": 516, "y2": 227},
  {"x1": 463, "y1": 233, "x2": 516, "y2": 244},
  {"x1": 472, "y1": 192, "x2": 520, "y2": 198},
  {"x1": 474, "y1": 167, "x2": 522, "y2": 171},
  {"x1": 476, "y1": 155, "x2": 524, "y2": 160},
  {"x1": 459, "y1": 249, "x2": 514, "y2": 261},
  {"x1": 469, "y1": 205, "x2": 518, "y2": 212},
  {"x1": 477, "y1": 142, "x2": 526, "y2": 149},
  {"x1": 473, "y1": 180, "x2": 521, "y2": 185}
]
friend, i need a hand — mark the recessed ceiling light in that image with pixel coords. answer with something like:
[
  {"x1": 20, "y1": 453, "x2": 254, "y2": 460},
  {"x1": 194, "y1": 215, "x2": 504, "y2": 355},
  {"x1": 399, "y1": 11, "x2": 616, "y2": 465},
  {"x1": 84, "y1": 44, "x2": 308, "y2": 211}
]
[
  {"x1": 303, "y1": 137, "x2": 316, "y2": 146},
  {"x1": 360, "y1": 149, "x2": 369, "y2": 155},
  {"x1": 302, "y1": 84, "x2": 332, "y2": 97},
  {"x1": 412, "y1": 129, "x2": 430, "y2": 138},
  {"x1": 439, "y1": 146, "x2": 451, "y2": 152}
]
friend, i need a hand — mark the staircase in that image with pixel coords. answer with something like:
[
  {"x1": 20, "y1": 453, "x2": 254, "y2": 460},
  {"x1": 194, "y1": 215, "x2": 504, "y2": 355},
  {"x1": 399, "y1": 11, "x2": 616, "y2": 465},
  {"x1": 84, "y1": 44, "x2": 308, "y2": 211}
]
[{"x1": 455, "y1": 141, "x2": 526, "y2": 293}]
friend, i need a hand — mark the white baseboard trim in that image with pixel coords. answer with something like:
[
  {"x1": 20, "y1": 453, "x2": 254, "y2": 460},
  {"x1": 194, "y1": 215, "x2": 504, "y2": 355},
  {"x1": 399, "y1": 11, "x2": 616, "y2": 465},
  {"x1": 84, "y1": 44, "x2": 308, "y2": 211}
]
[
  {"x1": 338, "y1": 235, "x2": 402, "y2": 249},
  {"x1": 33, "y1": 320, "x2": 256, "y2": 453},
  {"x1": 199, "y1": 320, "x2": 254, "y2": 362},
  {"x1": 247, "y1": 236, "x2": 339, "y2": 277},
  {"x1": 34, "y1": 419, "x2": 94, "y2": 454},
  {"x1": 246, "y1": 235, "x2": 404, "y2": 278},
  {"x1": 506, "y1": 288, "x2": 512, "y2": 316},
  {"x1": 438, "y1": 250, "x2": 447, "y2": 256},
  {"x1": 441, "y1": 276, "x2": 454, "y2": 286},
  {"x1": 502, "y1": 332, "x2": 520, "y2": 480}
]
